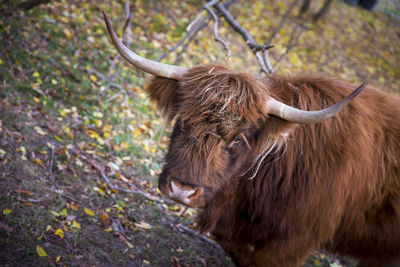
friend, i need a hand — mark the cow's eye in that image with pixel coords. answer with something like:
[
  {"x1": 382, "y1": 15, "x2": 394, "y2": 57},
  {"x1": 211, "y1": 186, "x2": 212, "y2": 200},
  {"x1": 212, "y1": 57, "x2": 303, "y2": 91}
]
[
  {"x1": 231, "y1": 134, "x2": 252, "y2": 149},
  {"x1": 233, "y1": 135, "x2": 242, "y2": 144}
]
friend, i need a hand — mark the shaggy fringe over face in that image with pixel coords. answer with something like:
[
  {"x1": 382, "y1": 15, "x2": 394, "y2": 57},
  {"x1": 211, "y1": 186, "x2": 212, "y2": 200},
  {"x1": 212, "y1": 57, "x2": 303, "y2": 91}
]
[
  {"x1": 177, "y1": 65, "x2": 269, "y2": 133},
  {"x1": 146, "y1": 65, "x2": 290, "y2": 187}
]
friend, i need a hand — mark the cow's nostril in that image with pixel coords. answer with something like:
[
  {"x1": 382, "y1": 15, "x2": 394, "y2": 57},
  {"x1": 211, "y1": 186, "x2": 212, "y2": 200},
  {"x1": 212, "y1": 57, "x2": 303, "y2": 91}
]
[
  {"x1": 170, "y1": 179, "x2": 196, "y2": 201},
  {"x1": 167, "y1": 178, "x2": 205, "y2": 207},
  {"x1": 188, "y1": 187, "x2": 204, "y2": 200}
]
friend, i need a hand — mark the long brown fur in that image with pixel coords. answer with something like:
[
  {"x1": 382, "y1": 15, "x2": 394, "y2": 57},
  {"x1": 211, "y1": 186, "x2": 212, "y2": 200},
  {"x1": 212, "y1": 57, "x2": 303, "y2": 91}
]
[{"x1": 145, "y1": 64, "x2": 400, "y2": 266}]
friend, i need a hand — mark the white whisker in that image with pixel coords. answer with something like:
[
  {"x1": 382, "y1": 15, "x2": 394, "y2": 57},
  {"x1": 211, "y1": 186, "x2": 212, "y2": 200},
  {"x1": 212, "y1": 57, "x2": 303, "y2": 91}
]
[{"x1": 248, "y1": 139, "x2": 278, "y2": 179}]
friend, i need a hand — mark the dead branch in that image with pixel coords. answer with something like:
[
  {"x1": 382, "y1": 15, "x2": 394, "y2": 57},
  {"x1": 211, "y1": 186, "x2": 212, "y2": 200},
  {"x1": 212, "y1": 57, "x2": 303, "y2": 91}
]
[
  {"x1": 267, "y1": 1, "x2": 298, "y2": 44},
  {"x1": 47, "y1": 144, "x2": 59, "y2": 189},
  {"x1": 104, "y1": 83, "x2": 128, "y2": 106},
  {"x1": 273, "y1": 23, "x2": 306, "y2": 72},
  {"x1": 174, "y1": 206, "x2": 189, "y2": 224},
  {"x1": 103, "y1": 0, "x2": 132, "y2": 102},
  {"x1": 320, "y1": 10, "x2": 344, "y2": 68},
  {"x1": 71, "y1": 149, "x2": 174, "y2": 205},
  {"x1": 313, "y1": 0, "x2": 334, "y2": 21},
  {"x1": 156, "y1": 0, "x2": 234, "y2": 63},
  {"x1": 204, "y1": 2, "x2": 232, "y2": 57},
  {"x1": 213, "y1": 1, "x2": 273, "y2": 74},
  {"x1": 186, "y1": 0, "x2": 216, "y2": 32},
  {"x1": 157, "y1": 15, "x2": 210, "y2": 62},
  {"x1": 175, "y1": 223, "x2": 224, "y2": 252}
]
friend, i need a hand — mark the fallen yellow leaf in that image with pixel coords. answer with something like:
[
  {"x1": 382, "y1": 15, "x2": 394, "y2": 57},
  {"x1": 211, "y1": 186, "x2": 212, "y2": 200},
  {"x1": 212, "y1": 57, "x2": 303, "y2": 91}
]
[
  {"x1": 60, "y1": 17, "x2": 69, "y2": 23},
  {"x1": 54, "y1": 228, "x2": 64, "y2": 238},
  {"x1": 50, "y1": 210, "x2": 60, "y2": 217},
  {"x1": 68, "y1": 202, "x2": 79, "y2": 211},
  {"x1": 15, "y1": 189, "x2": 33, "y2": 196},
  {"x1": 3, "y1": 209, "x2": 11, "y2": 215},
  {"x1": 115, "y1": 172, "x2": 130, "y2": 183},
  {"x1": 89, "y1": 75, "x2": 97, "y2": 83},
  {"x1": 94, "y1": 119, "x2": 102, "y2": 128},
  {"x1": 84, "y1": 207, "x2": 95, "y2": 216},
  {"x1": 33, "y1": 126, "x2": 47, "y2": 135},
  {"x1": 36, "y1": 245, "x2": 48, "y2": 257},
  {"x1": 59, "y1": 208, "x2": 68, "y2": 216},
  {"x1": 63, "y1": 28, "x2": 72, "y2": 39},
  {"x1": 33, "y1": 158, "x2": 45, "y2": 168},
  {"x1": 100, "y1": 212, "x2": 108, "y2": 223},
  {"x1": 134, "y1": 221, "x2": 152, "y2": 230},
  {"x1": 72, "y1": 220, "x2": 81, "y2": 230},
  {"x1": 120, "y1": 142, "x2": 129, "y2": 149},
  {"x1": 55, "y1": 255, "x2": 61, "y2": 263}
]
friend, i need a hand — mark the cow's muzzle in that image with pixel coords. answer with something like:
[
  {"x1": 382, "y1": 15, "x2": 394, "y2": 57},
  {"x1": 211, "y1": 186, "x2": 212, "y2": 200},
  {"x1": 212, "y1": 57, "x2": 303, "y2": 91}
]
[{"x1": 160, "y1": 177, "x2": 205, "y2": 208}]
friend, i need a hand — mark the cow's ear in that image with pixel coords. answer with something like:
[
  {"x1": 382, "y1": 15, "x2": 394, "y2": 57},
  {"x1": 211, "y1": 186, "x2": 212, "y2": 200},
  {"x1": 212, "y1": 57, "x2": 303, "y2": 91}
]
[{"x1": 145, "y1": 77, "x2": 180, "y2": 122}]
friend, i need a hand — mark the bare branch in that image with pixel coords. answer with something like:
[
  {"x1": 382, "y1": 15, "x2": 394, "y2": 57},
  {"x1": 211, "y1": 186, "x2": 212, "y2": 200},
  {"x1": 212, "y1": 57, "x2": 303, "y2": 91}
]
[
  {"x1": 47, "y1": 144, "x2": 59, "y2": 189},
  {"x1": 175, "y1": 223, "x2": 224, "y2": 251},
  {"x1": 156, "y1": 0, "x2": 234, "y2": 62},
  {"x1": 213, "y1": 2, "x2": 273, "y2": 74},
  {"x1": 103, "y1": 0, "x2": 132, "y2": 98},
  {"x1": 71, "y1": 149, "x2": 174, "y2": 205},
  {"x1": 263, "y1": 50, "x2": 273, "y2": 72},
  {"x1": 267, "y1": 1, "x2": 298, "y2": 44},
  {"x1": 320, "y1": 10, "x2": 344, "y2": 68},
  {"x1": 273, "y1": 23, "x2": 305, "y2": 71},
  {"x1": 186, "y1": 0, "x2": 216, "y2": 32},
  {"x1": 157, "y1": 15, "x2": 210, "y2": 62},
  {"x1": 174, "y1": 207, "x2": 189, "y2": 224},
  {"x1": 204, "y1": 3, "x2": 232, "y2": 57}
]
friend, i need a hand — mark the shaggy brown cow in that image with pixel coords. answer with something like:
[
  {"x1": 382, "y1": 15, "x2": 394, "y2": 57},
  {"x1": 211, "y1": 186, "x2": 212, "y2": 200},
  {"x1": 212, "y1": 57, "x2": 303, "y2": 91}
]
[{"x1": 103, "y1": 13, "x2": 400, "y2": 267}]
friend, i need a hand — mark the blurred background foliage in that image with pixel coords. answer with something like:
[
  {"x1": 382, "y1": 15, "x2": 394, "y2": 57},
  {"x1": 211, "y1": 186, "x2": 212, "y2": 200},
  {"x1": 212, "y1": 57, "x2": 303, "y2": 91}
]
[{"x1": 0, "y1": 0, "x2": 399, "y2": 266}]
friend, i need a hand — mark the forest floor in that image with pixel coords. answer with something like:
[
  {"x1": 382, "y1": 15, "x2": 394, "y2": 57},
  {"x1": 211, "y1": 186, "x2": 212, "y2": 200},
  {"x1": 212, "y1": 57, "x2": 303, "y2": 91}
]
[{"x1": 0, "y1": 0, "x2": 399, "y2": 266}]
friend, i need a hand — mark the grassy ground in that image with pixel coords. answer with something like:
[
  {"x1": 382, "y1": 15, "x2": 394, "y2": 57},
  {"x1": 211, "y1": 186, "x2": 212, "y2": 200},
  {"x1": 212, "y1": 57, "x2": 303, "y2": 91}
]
[{"x1": 0, "y1": 0, "x2": 399, "y2": 266}]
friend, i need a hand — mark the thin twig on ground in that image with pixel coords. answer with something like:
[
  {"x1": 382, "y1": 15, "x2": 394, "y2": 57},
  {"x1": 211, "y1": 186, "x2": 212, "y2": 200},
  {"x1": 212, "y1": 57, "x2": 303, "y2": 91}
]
[
  {"x1": 47, "y1": 144, "x2": 59, "y2": 189},
  {"x1": 174, "y1": 206, "x2": 189, "y2": 224},
  {"x1": 71, "y1": 149, "x2": 173, "y2": 205},
  {"x1": 175, "y1": 223, "x2": 224, "y2": 251}
]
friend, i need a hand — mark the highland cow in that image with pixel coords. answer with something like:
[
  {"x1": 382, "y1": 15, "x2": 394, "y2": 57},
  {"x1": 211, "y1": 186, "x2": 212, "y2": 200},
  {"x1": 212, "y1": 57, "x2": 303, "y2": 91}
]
[{"x1": 104, "y1": 12, "x2": 400, "y2": 267}]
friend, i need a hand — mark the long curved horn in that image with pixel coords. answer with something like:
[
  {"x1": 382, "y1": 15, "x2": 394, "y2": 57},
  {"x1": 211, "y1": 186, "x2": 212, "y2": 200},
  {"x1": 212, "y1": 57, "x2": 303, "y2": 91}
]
[
  {"x1": 266, "y1": 81, "x2": 368, "y2": 124},
  {"x1": 102, "y1": 11, "x2": 187, "y2": 79}
]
